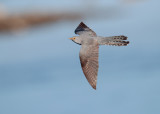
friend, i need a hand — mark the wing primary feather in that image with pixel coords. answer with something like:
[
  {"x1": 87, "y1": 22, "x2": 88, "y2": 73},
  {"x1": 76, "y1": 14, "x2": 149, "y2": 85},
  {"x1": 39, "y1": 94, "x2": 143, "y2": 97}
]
[
  {"x1": 75, "y1": 22, "x2": 97, "y2": 36},
  {"x1": 79, "y1": 42, "x2": 99, "y2": 90},
  {"x1": 74, "y1": 22, "x2": 88, "y2": 34}
]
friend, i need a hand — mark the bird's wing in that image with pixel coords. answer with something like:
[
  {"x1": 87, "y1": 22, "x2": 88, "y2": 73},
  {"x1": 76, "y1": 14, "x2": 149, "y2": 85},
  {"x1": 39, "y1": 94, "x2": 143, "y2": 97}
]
[
  {"x1": 79, "y1": 42, "x2": 99, "y2": 89},
  {"x1": 75, "y1": 22, "x2": 97, "y2": 37}
]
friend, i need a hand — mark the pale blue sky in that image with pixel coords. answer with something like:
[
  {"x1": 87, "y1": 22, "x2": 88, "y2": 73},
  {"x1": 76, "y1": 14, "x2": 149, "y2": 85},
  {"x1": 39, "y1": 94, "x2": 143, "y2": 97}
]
[{"x1": 0, "y1": 0, "x2": 160, "y2": 114}]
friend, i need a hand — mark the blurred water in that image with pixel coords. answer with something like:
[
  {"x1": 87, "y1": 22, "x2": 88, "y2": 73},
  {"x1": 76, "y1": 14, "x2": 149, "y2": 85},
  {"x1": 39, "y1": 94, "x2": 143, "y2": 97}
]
[{"x1": 0, "y1": 0, "x2": 160, "y2": 114}]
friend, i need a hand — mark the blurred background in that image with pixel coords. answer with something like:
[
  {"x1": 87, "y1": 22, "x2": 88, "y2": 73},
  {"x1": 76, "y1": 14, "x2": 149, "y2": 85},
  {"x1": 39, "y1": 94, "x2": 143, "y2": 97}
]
[{"x1": 0, "y1": 0, "x2": 160, "y2": 114}]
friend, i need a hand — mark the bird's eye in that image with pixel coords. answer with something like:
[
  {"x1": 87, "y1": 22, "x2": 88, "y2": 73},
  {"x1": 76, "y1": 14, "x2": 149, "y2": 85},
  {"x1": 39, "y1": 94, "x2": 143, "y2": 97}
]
[{"x1": 73, "y1": 37, "x2": 76, "y2": 40}]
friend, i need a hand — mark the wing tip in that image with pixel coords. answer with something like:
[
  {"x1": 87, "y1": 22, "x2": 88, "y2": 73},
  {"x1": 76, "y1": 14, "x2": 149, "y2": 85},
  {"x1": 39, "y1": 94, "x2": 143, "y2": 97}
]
[
  {"x1": 91, "y1": 83, "x2": 97, "y2": 90},
  {"x1": 80, "y1": 21, "x2": 84, "y2": 25},
  {"x1": 92, "y1": 85, "x2": 97, "y2": 90},
  {"x1": 74, "y1": 22, "x2": 88, "y2": 34},
  {"x1": 78, "y1": 22, "x2": 88, "y2": 28}
]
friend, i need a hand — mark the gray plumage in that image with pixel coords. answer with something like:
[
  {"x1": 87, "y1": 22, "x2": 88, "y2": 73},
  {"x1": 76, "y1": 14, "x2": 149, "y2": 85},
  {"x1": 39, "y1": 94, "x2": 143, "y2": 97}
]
[{"x1": 69, "y1": 22, "x2": 129, "y2": 90}]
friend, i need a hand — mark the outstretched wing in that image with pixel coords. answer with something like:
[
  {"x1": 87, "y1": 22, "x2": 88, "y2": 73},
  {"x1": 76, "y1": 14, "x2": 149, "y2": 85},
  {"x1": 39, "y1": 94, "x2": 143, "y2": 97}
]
[
  {"x1": 79, "y1": 42, "x2": 99, "y2": 89},
  {"x1": 75, "y1": 22, "x2": 97, "y2": 37}
]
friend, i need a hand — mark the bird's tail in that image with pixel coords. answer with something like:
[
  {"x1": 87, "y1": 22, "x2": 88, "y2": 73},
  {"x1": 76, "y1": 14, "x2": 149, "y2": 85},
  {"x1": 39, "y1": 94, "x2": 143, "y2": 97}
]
[{"x1": 98, "y1": 35, "x2": 129, "y2": 46}]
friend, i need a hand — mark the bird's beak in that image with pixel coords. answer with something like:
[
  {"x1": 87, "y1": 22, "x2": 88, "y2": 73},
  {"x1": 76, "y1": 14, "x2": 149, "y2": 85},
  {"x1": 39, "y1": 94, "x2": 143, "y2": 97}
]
[{"x1": 69, "y1": 37, "x2": 73, "y2": 40}]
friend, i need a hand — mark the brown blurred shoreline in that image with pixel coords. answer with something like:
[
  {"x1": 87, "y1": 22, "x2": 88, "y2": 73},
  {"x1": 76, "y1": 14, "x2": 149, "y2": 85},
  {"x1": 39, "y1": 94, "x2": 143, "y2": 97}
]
[{"x1": 0, "y1": 11, "x2": 81, "y2": 32}]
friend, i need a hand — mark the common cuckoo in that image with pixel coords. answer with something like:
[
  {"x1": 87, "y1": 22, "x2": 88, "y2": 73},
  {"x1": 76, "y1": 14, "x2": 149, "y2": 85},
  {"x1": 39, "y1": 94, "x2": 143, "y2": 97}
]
[{"x1": 69, "y1": 22, "x2": 129, "y2": 90}]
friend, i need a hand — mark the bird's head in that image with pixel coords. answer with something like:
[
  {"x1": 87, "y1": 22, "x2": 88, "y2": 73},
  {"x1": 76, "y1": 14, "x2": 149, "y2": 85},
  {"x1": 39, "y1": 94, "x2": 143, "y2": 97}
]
[{"x1": 69, "y1": 36, "x2": 81, "y2": 45}]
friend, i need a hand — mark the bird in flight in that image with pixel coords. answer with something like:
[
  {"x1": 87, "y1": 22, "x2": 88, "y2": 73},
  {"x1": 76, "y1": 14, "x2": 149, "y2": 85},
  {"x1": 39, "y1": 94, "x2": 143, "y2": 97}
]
[{"x1": 69, "y1": 22, "x2": 129, "y2": 90}]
